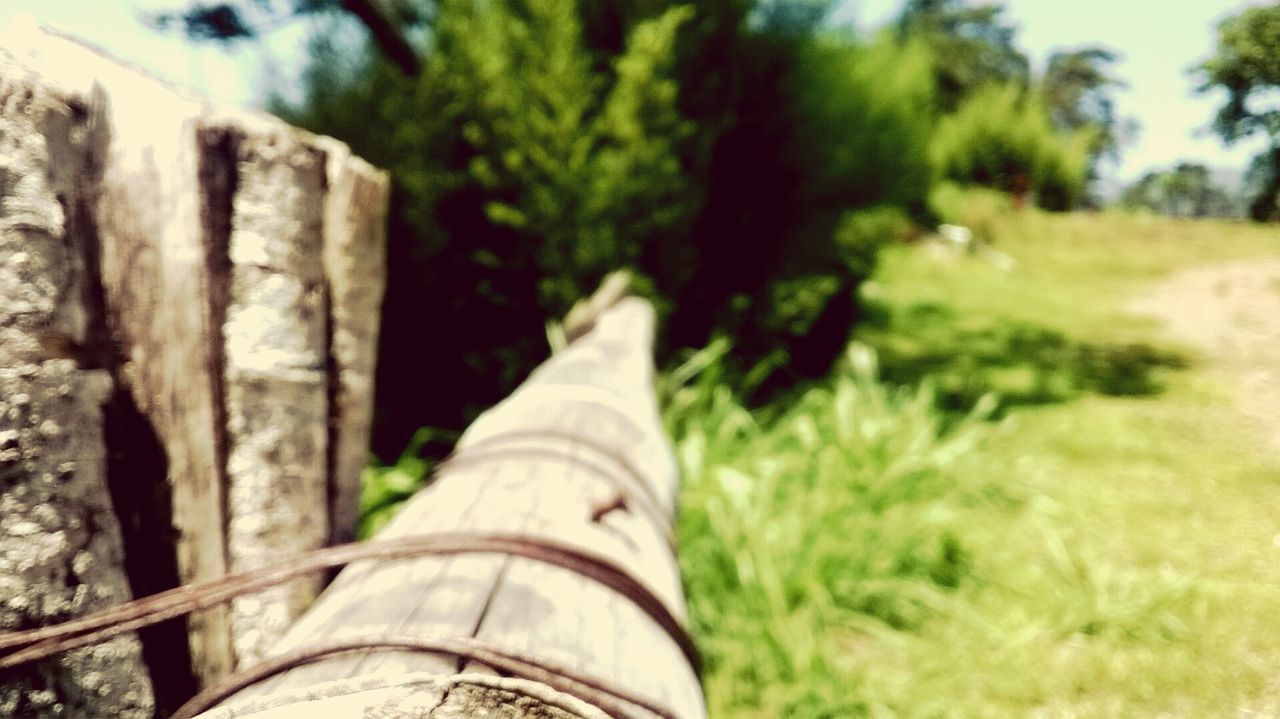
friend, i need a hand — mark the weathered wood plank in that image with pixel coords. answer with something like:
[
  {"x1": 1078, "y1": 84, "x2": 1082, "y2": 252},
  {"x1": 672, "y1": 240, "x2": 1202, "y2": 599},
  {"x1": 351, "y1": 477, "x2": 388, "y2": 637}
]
[
  {"x1": 316, "y1": 137, "x2": 389, "y2": 546},
  {"x1": 212, "y1": 296, "x2": 705, "y2": 719},
  {"x1": 216, "y1": 122, "x2": 330, "y2": 667},
  {"x1": 0, "y1": 52, "x2": 154, "y2": 717}
]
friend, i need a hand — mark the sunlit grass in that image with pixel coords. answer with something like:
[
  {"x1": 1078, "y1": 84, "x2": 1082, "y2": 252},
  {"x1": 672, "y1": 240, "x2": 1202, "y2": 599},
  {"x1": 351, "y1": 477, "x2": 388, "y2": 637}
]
[
  {"x1": 669, "y1": 206, "x2": 1280, "y2": 717},
  {"x1": 664, "y1": 343, "x2": 1003, "y2": 717}
]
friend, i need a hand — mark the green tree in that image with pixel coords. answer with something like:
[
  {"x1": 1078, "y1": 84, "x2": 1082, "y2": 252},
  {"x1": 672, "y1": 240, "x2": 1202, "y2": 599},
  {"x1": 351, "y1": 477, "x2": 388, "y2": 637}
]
[
  {"x1": 748, "y1": 32, "x2": 935, "y2": 380},
  {"x1": 1042, "y1": 48, "x2": 1123, "y2": 135},
  {"x1": 268, "y1": 0, "x2": 700, "y2": 455},
  {"x1": 661, "y1": 18, "x2": 937, "y2": 387},
  {"x1": 1121, "y1": 162, "x2": 1242, "y2": 218},
  {"x1": 1242, "y1": 146, "x2": 1280, "y2": 220},
  {"x1": 1194, "y1": 5, "x2": 1280, "y2": 221},
  {"x1": 1041, "y1": 46, "x2": 1135, "y2": 190},
  {"x1": 1044, "y1": 47, "x2": 1136, "y2": 204},
  {"x1": 896, "y1": 0, "x2": 1029, "y2": 110}
]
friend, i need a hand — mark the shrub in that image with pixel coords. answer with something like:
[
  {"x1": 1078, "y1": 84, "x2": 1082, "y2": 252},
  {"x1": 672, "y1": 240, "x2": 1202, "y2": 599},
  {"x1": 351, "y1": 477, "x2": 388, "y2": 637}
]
[
  {"x1": 928, "y1": 181, "x2": 1014, "y2": 238},
  {"x1": 278, "y1": 0, "x2": 697, "y2": 456},
  {"x1": 693, "y1": 33, "x2": 938, "y2": 383},
  {"x1": 931, "y1": 83, "x2": 1093, "y2": 210},
  {"x1": 835, "y1": 205, "x2": 912, "y2": 278}
]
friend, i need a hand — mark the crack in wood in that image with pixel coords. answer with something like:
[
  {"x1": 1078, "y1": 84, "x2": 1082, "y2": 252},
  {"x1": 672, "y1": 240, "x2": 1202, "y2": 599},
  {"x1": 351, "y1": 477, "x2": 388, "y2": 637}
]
[{"x1": 459, "y1": 555, "x2": 513, "y2": 675}]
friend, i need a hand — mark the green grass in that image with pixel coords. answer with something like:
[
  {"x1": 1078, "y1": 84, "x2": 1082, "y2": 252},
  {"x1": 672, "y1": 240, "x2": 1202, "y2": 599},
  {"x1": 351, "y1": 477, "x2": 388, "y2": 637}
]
[
  {"x1": 669, "y1": 207, "x2": 1280, "y2": 717},
  {"x1": 665, "y1": 344, "x2": 1004, "y2": 717}
]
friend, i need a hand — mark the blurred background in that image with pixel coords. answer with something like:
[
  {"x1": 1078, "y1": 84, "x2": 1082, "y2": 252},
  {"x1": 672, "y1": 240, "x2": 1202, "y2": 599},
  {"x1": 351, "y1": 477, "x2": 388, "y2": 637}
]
[
  {"x1": 2, "y1": 0, "x2": 1275, "y2": 459},
  {"x1": 5, "y1": 1, "x2": 1280, "y2": 716}
]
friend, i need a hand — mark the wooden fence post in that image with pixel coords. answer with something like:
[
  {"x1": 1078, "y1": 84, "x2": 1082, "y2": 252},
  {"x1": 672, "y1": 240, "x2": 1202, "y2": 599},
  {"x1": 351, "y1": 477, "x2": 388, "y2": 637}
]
[
  {"x1": 188, "y1": 295, "x2": 706, "y2": 719},
  {"x1": 0, "y1": 20, "x2": 389, "y2": 711},
  {"x1": 0, "y1": 49, "x2": 154, "y2": 719}
]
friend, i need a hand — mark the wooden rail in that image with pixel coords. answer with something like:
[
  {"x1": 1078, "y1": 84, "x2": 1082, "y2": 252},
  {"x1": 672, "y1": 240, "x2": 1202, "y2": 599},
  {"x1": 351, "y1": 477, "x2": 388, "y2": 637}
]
[{"x1": 188, "y1": 294, "x2": 706, "y2": 718}]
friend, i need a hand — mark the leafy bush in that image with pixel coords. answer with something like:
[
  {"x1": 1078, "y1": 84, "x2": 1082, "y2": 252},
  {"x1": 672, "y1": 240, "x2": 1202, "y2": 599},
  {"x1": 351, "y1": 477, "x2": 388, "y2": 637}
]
[
  {"x1": 788, "y1": 35, "x2": 937, "y2": 221},
  {"x1": 279, "y1": 0, "x2": 699, "y2": 456},
  {"x1": 356, "y1": 428, "x2": 438, "y2": 538},
  {"x1": 928, "y1": 181, "x2": 1014, "y2": 239},
  {"x1": 930, "y1": 83, "x2": 1094, "y2": 210},
  {"x1": 835, "y1": 205, "x2": 912, "y2": 278},
  {"x1": 674, "y1": 32, "x2": 939, "y2": 384},
  {"x1": 440, "y1": 1, "x2": 696, "y2": 310}
]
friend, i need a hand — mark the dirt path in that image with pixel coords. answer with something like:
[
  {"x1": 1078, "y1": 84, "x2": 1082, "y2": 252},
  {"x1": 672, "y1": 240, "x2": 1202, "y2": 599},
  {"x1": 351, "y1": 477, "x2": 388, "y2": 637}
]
[{"x1": 1131, "y1": 258, "x2": 1280, "y2": 450}]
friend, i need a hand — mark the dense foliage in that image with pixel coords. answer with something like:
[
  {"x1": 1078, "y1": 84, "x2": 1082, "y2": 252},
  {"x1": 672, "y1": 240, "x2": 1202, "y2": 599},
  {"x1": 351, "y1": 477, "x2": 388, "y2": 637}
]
[
  {"x1": 895, "y1": 0, "x2": 1028, "y2": 111},
  {"x1": 1196, "y1": 4, "x2": 1280, "y2": 221},
  {"x1": 1041, "y1": 47, "x2": 1133, "y2": 199}
]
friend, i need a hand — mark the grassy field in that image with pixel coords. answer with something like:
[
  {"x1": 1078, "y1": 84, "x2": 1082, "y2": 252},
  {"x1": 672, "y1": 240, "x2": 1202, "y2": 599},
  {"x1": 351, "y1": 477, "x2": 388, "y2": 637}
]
[{"x1": 668, "y1": 206, "x2": 1280, "y2": 717}]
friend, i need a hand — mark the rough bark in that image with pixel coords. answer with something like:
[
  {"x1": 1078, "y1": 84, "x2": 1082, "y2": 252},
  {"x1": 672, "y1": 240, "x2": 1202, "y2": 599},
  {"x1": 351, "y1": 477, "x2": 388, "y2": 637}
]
[
  {"x1": 216, "y1": 124, "x2": 330, "y2": 668},
  {"x1": 0, "y1": 52, "x2": 155, "y2": 719}
]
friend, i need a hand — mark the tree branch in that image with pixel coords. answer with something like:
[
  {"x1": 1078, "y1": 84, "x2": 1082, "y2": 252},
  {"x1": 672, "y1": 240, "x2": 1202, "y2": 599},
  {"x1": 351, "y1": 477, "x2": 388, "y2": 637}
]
[{"x1": 340, "y1": 0, "x2": 421, "y2": 76}]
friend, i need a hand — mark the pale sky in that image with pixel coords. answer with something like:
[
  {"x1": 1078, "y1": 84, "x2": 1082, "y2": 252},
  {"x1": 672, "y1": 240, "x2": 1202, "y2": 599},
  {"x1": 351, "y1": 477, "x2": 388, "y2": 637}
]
[
  {"x1": 1, "y1": 0, "x2": 1275, "y2": 191},
  {"x1": 0, "y1": 0, "x2": 307, "y2": 106}
]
